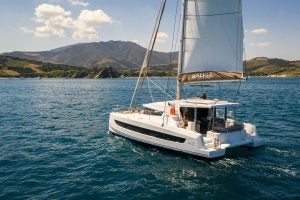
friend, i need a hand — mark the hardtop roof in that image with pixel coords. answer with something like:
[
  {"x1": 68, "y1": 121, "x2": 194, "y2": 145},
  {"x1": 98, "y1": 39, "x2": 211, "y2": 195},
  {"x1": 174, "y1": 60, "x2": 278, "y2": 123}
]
[{"x1": 143, "y1": 98, "x2": 239, "y2": 112}]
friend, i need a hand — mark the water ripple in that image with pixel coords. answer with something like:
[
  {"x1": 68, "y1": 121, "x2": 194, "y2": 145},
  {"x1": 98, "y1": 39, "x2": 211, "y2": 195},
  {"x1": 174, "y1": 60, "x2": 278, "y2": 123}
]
[{"x1": 0, "y1": 78, "x2": 299, "y2": 199}]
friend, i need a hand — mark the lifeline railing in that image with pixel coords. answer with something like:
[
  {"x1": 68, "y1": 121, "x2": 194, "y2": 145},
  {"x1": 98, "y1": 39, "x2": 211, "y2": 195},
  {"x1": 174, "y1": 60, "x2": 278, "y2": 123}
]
[{"x1": 111, "y1": 104, "x2": 130, "y2": 112}]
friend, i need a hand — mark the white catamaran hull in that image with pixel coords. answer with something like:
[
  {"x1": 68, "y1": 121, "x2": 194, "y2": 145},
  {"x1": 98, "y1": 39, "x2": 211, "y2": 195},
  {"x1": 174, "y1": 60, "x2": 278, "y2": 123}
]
[{"x1": 109, "y1": 110, "x2": 264, "y2": 159}]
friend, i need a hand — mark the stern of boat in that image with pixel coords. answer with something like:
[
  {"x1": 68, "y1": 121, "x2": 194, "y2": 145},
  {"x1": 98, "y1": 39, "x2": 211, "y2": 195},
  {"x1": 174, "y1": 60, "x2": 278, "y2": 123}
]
[
  {"x1": 204, "y1": 122, "x2": 265, "y2": 150},
  {"x1": 243, "y1": 122, "x2": 265, "y2": 147}
]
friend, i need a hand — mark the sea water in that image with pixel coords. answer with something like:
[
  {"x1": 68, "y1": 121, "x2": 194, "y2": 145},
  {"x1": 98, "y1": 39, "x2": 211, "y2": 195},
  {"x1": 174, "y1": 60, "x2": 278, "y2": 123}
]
[{"x1": 0, "y1": 78, "x2": 299, "y2": 199}]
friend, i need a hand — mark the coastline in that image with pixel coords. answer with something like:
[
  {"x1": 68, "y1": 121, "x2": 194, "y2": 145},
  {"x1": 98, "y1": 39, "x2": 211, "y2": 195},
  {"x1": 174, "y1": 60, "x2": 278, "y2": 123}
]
[{"x1": 1, "y1": 75, "x2": 299, "y2": 80}]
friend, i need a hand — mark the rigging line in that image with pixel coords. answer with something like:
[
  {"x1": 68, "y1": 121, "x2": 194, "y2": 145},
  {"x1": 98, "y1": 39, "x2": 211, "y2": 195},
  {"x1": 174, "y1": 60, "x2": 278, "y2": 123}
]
[
  {"x1": 162, "y1": 0, "x2": 180, "y2": 127},
  {"x1": 166, "y1": 0, "x2": 180, "y2": 97},
  {"x1": 147, "y1": 74, "x2": 154, "y2": 103},
  {"x1": 234, "y1": 81, "x2": 242, "y2": 102},
  {"x1": 176, "y1": 0, "x2": 188, "y2": 100},
  {"x1": 236, "y1": 0, "x2": 242, "y2": 74},
  {"x1": 151, "y1": 77, "x2": 176, "y2": 96},
  {"x1": 133, "y1": 70, "x2": 147, "y2": 108},
  {"x1": 218, "y1": 82, "x2": 222, "y2": 99},
  {"x1": 130, "y1": 0, "x2": 166, "y2": 108},
  {"x1": 144, "y1": 0, "x2": 166, "y2": 68},
  {"x1": 147, "y1": 77, "x2": 174, "y2": 100},
  {"x1": 231, "y1": 81, "x2": 237, "y2": 90},
  {"x1": 244, "y1": 48, "x2": 248, "y2": 78},
  {"x1": 168, "y1": 0, "x2": 180, "y2": 68},
  {"x1": 242, "y1": 17, "x2": 248, "y2": 78},
  {"x1": 240, "y1": 0, "x2": 246, "y2": 79},
  {"x1": 150, "y1": 75, "x2": 177, "y2": 94},
  {"x1": 173, "y1": 9, "x2": 181, "y2": 53}
]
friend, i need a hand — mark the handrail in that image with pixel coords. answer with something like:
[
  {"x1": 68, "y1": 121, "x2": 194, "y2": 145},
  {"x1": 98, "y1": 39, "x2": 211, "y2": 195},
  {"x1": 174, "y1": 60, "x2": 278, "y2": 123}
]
[{"x1": 112, "y1": 104, "x2": 130, "y2": 112}]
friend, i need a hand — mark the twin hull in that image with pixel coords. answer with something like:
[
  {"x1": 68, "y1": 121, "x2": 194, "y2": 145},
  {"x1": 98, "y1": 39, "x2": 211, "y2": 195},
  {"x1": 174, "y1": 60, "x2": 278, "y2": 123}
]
[{"x1": 109, "y1": 112, "x2": 263, "y2": 159}]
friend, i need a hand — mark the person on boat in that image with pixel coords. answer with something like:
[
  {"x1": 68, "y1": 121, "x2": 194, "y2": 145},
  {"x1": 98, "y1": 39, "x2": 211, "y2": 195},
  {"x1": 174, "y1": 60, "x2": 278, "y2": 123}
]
[
  {"x1": 199, "y1": 93, "x2": 207, "y2": 99},
  {"x1": 182, "y1": 114, "x2": 189, "y2": 128},
  {"x1": 170, "y1": 103, "x2": 176, "y2": 116}
]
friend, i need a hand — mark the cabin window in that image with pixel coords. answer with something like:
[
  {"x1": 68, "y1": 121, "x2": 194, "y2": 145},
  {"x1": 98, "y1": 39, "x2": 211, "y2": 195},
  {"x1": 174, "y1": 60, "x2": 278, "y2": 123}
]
[
  {"x1": 196, "y1": 108, "x2": 210, "y2": 134},
  {"x1": 197, "y1": 108, "x2": 209, "y2": 121},
  {"x1": 212, "y1": 107, "x2": 242, "y2": 132},
  {"x1": 216, "y1": 108, "x2": 225, "y2": 119},
  {"x1": 180, "y1": 107, "x2": 195, "y2": 122},
  {"x1": 215, "y1": 107, "x2": 235, "y2": 120},
  {"x1": 213, "y1": 108, "x2": 227, "y2": 128},
  {"x1": 115, "y1": 120, "x2": 186, "y2": 143}
]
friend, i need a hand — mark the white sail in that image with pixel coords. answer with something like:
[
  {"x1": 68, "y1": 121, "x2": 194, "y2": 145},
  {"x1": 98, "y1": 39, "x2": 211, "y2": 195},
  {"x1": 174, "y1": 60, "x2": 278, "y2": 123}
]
[{"x1": 180, "y1": 0, "x2": 244, "y2": 83}]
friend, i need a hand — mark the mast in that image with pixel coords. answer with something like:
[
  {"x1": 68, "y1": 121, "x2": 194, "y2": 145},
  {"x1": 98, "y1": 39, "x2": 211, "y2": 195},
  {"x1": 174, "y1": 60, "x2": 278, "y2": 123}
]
[
  {"x1": 130, "y1": 0, "x2": 166, "y2": 108},
  {"x1": 176, "y1": 0, "x2": 187, "y2": 100},
  {"x1": 240, "y1": 0, "x2": 246, "y2": 79}
]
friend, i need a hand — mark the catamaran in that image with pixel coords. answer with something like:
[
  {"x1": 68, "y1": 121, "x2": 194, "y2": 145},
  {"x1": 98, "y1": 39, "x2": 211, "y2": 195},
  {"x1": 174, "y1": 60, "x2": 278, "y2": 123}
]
[{"x1": 109, "y1": 0, "x2": 264, "y2": 159}]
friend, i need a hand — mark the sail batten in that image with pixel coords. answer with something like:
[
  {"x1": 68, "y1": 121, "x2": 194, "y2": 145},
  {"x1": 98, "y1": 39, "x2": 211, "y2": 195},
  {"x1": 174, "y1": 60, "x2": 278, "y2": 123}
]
[
  {"x1": 186, "y1": 11, "x2": 241, "y2": 17},
  {"x1": 180, "y1": 0, "x2": 244, "y2": 83}
]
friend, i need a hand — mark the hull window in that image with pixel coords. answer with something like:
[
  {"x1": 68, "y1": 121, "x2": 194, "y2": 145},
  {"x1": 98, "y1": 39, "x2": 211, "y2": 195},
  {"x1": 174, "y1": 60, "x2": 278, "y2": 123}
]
[{"x1": 115, "y1": 120, "x2": 186, "y2": 143}]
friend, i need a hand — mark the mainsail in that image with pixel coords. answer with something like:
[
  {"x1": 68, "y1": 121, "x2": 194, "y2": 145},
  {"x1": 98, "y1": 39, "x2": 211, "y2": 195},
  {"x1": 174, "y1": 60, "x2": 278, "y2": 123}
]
[{"x1": 178, "y1": 0, "x2": 244, "y2": 83}]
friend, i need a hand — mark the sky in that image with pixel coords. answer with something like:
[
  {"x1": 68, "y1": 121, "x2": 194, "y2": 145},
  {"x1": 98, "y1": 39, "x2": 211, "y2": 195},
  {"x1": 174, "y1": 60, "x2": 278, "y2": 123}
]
[{"x1": 0, "y1": 0, "x2": 299, "y2": 60}]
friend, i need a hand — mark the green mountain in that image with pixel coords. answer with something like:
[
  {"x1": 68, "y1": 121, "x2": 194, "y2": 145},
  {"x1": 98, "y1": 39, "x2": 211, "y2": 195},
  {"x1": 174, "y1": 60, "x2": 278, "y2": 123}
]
[
  {"x1": 2, "y1": 41, "x2": 177, "y2": 69},
  {"x1": 245, "y1": 57, "x2": 300, "y2": 76},
  {"x1": 0, "y1": 55, "x2": 119, "y2": 78},
  {"x1": 1, "y1": 42, "x2": 299, "y2": 78}
]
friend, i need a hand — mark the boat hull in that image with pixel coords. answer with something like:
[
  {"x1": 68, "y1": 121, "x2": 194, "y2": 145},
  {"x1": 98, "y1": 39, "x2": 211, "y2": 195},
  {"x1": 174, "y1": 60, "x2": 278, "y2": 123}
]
[
  {"x1": 110, "y1": 112, "x2": 226, "y2": 158},
  {"x1": 109, "y1": 111, "x2": 264, "y2": 159}
]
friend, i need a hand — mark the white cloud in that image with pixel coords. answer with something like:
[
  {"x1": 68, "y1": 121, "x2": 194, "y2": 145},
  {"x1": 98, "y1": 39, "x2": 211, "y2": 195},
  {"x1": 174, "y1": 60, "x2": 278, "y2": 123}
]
[
  {"x1": 77, "y1": 10, "x2": 112, "y2": 25},
  {"x1": 69, "y1": 0, "x2": 89, "y2": 7},
  {"x1": 249, "y1": 28, "x2": 268, "y2": 34},
  {"x1": 72, "y1": 10, "x2": 112, "y2": 40},
  {"x1": 72, "y1": 27, "x2": 98, "y2": 40},
  {"x1": 33, "y1": 4, "x2": 73, "y2": 38},
  {"x1": 20, "y1": 26, "x2": 34, "y2": 34},
  {"x1": 24, "y1": 4, "x2": 113, "y2": 40},
  {"x1": 156, "y1": 32, "x2": 168, "y2": 43},
  {"x1": 35, "y1": 4, "x2": 71, "y2": 22},
  {"x1": 249, "y1": 42, "x2": 271, "y2": 47}
]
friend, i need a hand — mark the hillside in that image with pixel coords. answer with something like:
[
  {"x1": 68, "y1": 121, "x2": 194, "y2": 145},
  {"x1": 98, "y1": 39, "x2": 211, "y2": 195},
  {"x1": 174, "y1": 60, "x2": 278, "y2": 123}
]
[
  {"x1": 1, "y1": 45, "x2": 300, "y2": 78},
  {"x1": 3, "y1": 41, "x2": 177, "y2": 69},
  {"x1": 0, "y1": 56, "x2": 119, "y2": 78},
  {"x1": 245, "y1": 57, "x2": 300, "y2": 76}
]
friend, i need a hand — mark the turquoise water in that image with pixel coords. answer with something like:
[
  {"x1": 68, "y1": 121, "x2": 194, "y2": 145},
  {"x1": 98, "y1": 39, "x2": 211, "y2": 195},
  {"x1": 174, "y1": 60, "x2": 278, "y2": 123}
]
[{"x1": 0, "y1": 78, "x2": 299, "y2": 199}]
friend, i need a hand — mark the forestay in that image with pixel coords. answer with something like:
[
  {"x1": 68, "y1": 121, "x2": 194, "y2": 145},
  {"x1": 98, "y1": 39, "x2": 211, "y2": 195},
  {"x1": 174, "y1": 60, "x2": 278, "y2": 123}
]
[{"x1": 179, "y1": 0, "x2": 244, "y2": 83}]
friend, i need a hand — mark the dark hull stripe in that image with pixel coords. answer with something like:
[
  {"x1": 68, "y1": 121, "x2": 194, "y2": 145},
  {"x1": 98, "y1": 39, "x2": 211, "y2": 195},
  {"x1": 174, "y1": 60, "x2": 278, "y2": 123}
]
[{"x1": 115, "y1": 120, "x2": 186, "y2": 143}]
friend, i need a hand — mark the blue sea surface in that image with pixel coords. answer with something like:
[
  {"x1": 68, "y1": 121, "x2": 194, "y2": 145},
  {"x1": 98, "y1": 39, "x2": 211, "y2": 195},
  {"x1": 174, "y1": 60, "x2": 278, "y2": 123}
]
[{"x1": 0, "y1": 78, "x2": 299, "y2": 199}]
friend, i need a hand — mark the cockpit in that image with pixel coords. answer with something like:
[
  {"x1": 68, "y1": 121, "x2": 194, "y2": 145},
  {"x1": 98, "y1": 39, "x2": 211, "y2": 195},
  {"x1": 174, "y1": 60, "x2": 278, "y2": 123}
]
[{"x1": 179, "y1": 105, "x2": 243, "y2": 134}]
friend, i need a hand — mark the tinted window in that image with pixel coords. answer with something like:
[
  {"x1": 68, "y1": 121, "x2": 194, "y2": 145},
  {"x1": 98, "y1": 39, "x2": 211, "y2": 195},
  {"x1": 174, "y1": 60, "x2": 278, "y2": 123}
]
[
  {"x1": 115, "y1": 120, "x2": 186, "y2": 143},
  {"x1": 180, "y1": 107, "x2": 195, "y2": 122}
]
